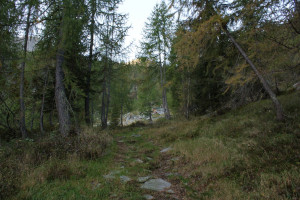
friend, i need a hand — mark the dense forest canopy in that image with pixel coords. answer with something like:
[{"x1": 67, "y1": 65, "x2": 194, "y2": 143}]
[{"x1": 0, "y1": 0, "x2": 299, "y2": 136}]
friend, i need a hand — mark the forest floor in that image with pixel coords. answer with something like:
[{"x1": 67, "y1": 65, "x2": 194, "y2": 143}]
[{"x1": 3, "y1": 92, "x2": 300, "y2": 199}]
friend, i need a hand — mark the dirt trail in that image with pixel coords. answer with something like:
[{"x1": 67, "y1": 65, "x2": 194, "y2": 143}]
[{"x1": 109, "y1": 131, "x2": 188, "y2": 200}]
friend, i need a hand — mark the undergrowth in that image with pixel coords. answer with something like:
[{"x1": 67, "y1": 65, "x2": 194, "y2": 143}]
[
  {"x1": 0, "y1": 127, "x2": 112, "y2": 199},
  {"x1": 143, "y1": 92, "x2": 300, "y2": 199}
]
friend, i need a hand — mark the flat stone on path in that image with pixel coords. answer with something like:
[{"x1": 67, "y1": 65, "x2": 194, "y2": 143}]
[
  {"x1": 160, "y1": 147, "x2": 172, "y2": 153},
  {"x1": 167, "y1": 189, "x2": 175, "y2": 194},
  {"x1": 143, "y1": 194, "x2": 154, "y2": 200},
  {"x1": 103, "y1": 170, "x2": 121, "y2": 179},
  {"x1": 137, "y1": 176, "x2": 151, "y2": 183},
  {"x1": 141, "y1": 178, "x2": 172, "y2": 191},
  {"x1": 120, "y1": 175, "x2": 131, "y2": 183},
  {"x1": 135, "y1": 159, "x2": 144, "y2": 163}
]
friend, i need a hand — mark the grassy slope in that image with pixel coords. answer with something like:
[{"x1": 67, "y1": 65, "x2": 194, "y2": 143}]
[
  {"x1": 3, "y1": 92, "x2": 300, "y2": 199},
  {"x1": 144, "y1": 92, "x2": 300, "y2": 199}
]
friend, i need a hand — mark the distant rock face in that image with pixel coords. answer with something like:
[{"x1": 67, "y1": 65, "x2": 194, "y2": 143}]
[
  {"x1": 122, "y1": 108, "x2": 165, "y2": 126},
  {"x1": 141, "y1": 178, "x2": 172, "y2": 191}
]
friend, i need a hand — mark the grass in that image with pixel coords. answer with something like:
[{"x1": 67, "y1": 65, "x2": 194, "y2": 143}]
[
  {"x1": 1, "y1": 92, "x2": 299, "y2": 199},
  {"x1": 142, "y1": 92, "x2": 300, "y2": 199}
]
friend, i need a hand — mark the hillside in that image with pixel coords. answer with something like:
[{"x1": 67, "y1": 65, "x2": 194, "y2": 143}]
[{"x1": 1, "y1": 92, "x2": 299, "y2": 200}]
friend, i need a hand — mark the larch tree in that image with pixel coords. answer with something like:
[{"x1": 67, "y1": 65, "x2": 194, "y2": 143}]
[
  {"x1": 170, "y1": 0, "x2": 286, "y2": 120},
  {"x1": 141, "y1": 1, "x2": 174, "y2": 119},
  {"x1": 99, "y1": 0, "x2": 128, "y2": 128}
]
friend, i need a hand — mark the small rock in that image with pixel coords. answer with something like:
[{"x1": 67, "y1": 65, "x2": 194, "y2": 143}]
[
  {"x1": 136, "y1": 159, "x2": 144, "y2": 163},
  {"x1": 166, "y1": 189, "x2": 175, "y2": 194},
  {"x1": 120, "y1": 175, "x2": 131, "y2": 183},
  {"x1": 160, "y1": 147, "x2": 172, "y2": 153},
  {"x1": 137, "y1": 176, "x2": 151, "y2": 183},
  {"x1": 118, "y1": 140, "x2": 124, "y2": 143},
  {"x1": 91, "y1": 181, "x2": 101, "y2": 190},
  {"x1": 111, "y1": 193, "x2": 117, "y2": 197},
  {"x1": 141, "y1": 178, "x2": 172, "y2": 191},
  {"x1": 103, "y1": 174, "x2": 115, "y2": 179},
  {"x1": 171, "y1": 157, "x2": 180, "y2": 161},
  {"x1": 143, "y1": 194, "x2": 154, "y2": 200},
  {"x1": 103, "y1": 170, "x2": 121, "y2": 179},
  {"x1": 293, "y1": 82, "x2": 300, "y2": 90},
  {"x1": 146, "y1": 157, "x2": 153, "y2": 161},
  {"x1": 165, "y1": 172, "x2": 180, "y2": 177}
]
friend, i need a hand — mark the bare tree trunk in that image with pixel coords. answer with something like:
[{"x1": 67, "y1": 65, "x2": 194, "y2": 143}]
[
  {"x1": 295, "y1": 0, "x2": 300, "y2": 16},
  {"x1": 49, "y1": 109, "x2": 53, "y2": 127},
  {"x1": 186, "y1": 68, "x2": 191, "y2": 120},
  {"x1": 106, "y1": 74, "x2": 111, "y2": 123},
  {"x1": 101, "y1": 78, "x2": 107, "y2": 128},
  {"x1": 91, "y1": 99, "x2": 94, "y2": 126},
  {"x1": 40, "y1": 66, "x2": 49, "y2": 134},
  {"x1": 223, "y1": 26, "x2": 284, "y2": 121},
  {"x1": 30, "y1": 102, "x2": 36, "y2": 132},
  {"x1": 120, "y1": 102, "x2": 123, "y2": 126},
  {"x1": 149, "y1": 104, "x2": 152, "y2": 121},
  {"x1": 20, "y1": 5, "x2": 32, "y2": 138},
  {"x1": 158, "y1": 39, "x2": 171, "y2": 119},
  {"x1": 163, "y1": 65, "x2": 171, "y2": 119},
  {"x1": 85, "y1": 0, "x2": 96, "y2": 125},
  {"x1": 55, "y1": 13, "x2": 70, "y2": 136}
]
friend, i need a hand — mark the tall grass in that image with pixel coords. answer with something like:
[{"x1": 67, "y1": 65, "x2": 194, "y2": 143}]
[
  {"x1": 144, "y1": 92, "x2": 300, "y2": 199},
  {"x1": 0, "y1": 127, "x2": 112, "y2": 199}
]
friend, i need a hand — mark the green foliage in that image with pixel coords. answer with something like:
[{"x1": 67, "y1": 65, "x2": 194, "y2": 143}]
[{"x1": 137, "y1": 61, "x2": 160, "y2": 120}]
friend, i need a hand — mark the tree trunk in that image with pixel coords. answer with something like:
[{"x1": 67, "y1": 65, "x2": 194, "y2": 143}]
[
  {"x1": 149, "y1": 104, "x2": 152, "y2": 121},
  {"x1": 40, "y1": 66, "x2": 49, "y2": 134},
  {"x1": 120, "y1": 102, "x2": 123, "y2": 126},
  {"x1": 105, "y1": 73, "x2": 111, "y2": 123},
  {"x1": 91, "y1": 99, "x2": 94, "y2": 126},
  {"x1": 223, "y1": 26, "x2": 284, "y2": 121},
  {"x1": 55, "y1": 13, "x2": 71, "y2": 136},
  {"x1": 85, "y1": 0, "x2": 96, "y2": 125},
  {"x1": 20, "y1": 5, "x2": 32, "y2": 138},
  {"x1": 101, "y1": 78, "x2": 107, "y2": 128},
  {"x1": 295, "y1": 0, "x2": 300, "y2": 16},
  {"x1": 49, "y1": 109, "x2": 53, "y2": 127},
  {"x1": 30, "y1": 102, "x2": 36, "y2": 132},
  {"x1": 162, "y1": 65, "x2": 171, "y2": 119},
  {"x1": 158, "y1": 38, "x2": 171, "y2": 119}
]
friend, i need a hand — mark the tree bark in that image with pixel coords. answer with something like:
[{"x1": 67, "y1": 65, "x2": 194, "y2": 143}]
[
  {"x1": 223, "y1": 26, "x2": 284, "y2": 121},
  {"x1": 295, "y1": 0, "x2": 300, "y2": 16},
  {"x1": 20, "y1": 4, "x2": 32, "y2": 138},
  {"x1": 30, "y1": 102, "x2": 36, "y2": 132},
  {"x1": 101, "y1": 77, "x2": 107, "y2": 128},
  {"x1": 85, "y1": 0, "x2": 96, "y2": 125},
  {"x1": 120, "y1": 102, "x2": 123, "y2": 126},
  {"x1": 158, "y1": 37, "x2": 171, "y2": 119},
  {"x1": 40, "y1": 66, "x2": 49, "y2": 134},
  {"x1": 55, "y1": 12, "x2": 71, "y2": 136}
]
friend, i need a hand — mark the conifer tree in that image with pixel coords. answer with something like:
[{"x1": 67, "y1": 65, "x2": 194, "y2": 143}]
[{"x1": 141, "y1": 1, "x2": 174, "y2": 119}]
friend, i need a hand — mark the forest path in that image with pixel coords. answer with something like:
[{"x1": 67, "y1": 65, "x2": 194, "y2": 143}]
[{"x1": 103, "y1": 127, "x2": 188, "y2": 199}]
